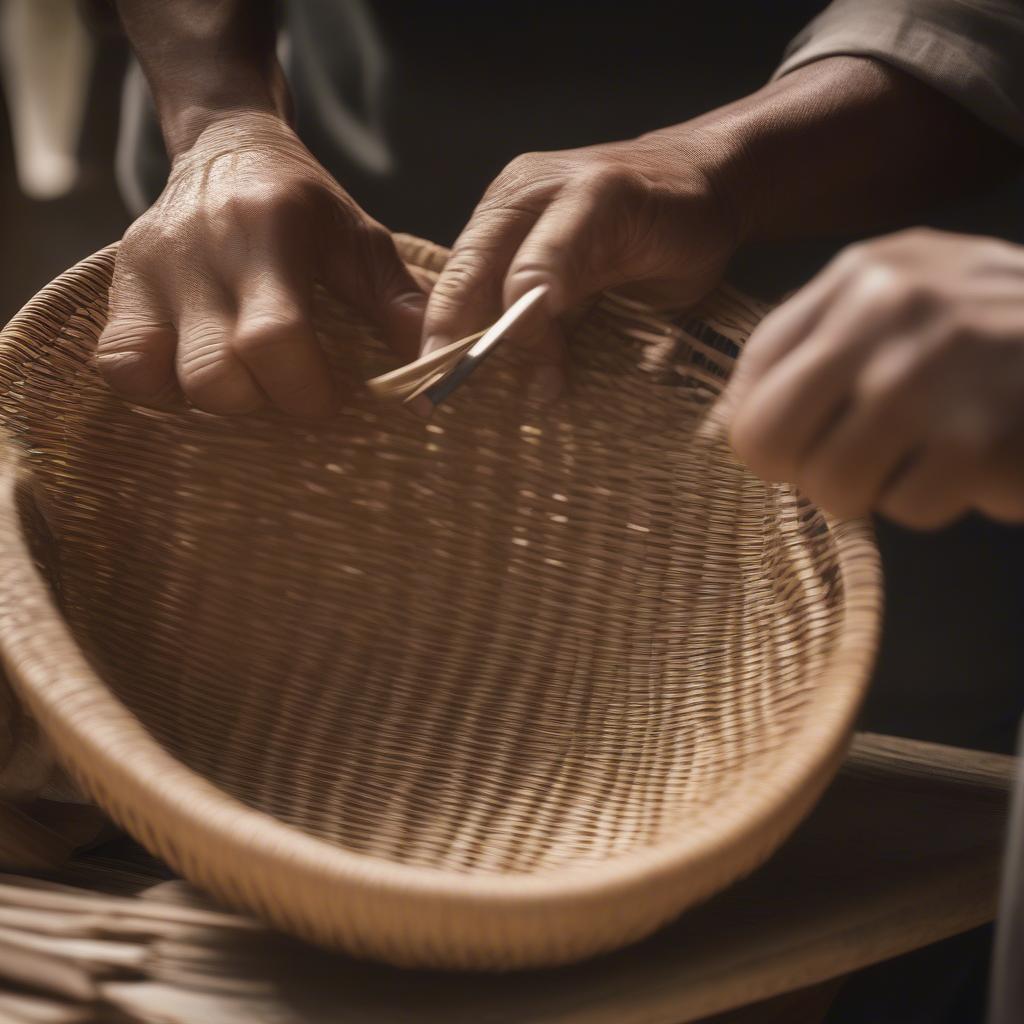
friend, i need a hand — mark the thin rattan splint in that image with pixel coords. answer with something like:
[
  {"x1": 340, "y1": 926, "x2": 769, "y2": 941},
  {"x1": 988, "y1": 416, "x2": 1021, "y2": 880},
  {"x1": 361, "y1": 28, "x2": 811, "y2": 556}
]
[{"x1": 0, "y1": 235, "x2": 881, "y2": 969}]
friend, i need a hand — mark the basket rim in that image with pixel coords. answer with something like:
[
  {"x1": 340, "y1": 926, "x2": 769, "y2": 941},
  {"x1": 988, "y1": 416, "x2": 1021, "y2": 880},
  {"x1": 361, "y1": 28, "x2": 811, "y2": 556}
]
[{"x1": 0, "y1": 243, "x2": 883, "y2": 957}]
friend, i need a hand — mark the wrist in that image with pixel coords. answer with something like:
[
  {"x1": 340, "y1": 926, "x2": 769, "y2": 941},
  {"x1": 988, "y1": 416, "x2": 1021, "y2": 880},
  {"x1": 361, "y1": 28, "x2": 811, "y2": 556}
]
[
  {"x1": 685, "y1": 59, "x2": 885, "y2": 244},
  {"x1": 660, "y1": 56, "x2": 998, "y2": 247},
  {"x1": 656, "y1": 86, "x2": 806, "y2": 249},
  {"x1": 642, "y1": 119, "x2": 757, "y2": 254},
  {"x1": 155, "y1": 61, "x2": 290, "y2": 158},
  {"x1": 162, "y1": 100, "x2": 276, "y2": 159},
  {"x1": 168, "y1": 109, "x2": 316, "y2": 183}
]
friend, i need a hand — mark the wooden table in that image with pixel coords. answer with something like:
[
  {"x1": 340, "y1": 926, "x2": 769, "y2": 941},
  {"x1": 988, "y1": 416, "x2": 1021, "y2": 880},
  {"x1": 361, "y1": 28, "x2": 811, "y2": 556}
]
[{"x1": 0, "y1": 732, "x2": 1014, "y2": 1023}]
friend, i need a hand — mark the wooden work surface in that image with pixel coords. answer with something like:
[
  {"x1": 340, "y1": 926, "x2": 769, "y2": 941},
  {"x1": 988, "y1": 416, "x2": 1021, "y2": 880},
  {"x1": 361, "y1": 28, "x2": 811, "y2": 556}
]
[{"x1": 0, "y1": 732, "x2": 1015, "y2": 1024}]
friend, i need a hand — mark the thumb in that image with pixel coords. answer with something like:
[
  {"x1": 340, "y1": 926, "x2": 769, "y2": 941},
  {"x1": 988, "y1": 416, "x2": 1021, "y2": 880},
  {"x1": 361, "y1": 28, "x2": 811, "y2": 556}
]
[
  {"x1": 499, "y1": 190, "x2": 641, "y2": 404},
  {"x1": 371, "y1": 253, "x2": 429, "y2": 365},
  {"x1": 325, "y1": 221, "x2": 427, "y2": 364},
  {"x1": 502, "y1": 190, "x2": 610, "y2": 315},
  {"x1": 502, "y1": 180, "x2": 669, "y2": 315}
]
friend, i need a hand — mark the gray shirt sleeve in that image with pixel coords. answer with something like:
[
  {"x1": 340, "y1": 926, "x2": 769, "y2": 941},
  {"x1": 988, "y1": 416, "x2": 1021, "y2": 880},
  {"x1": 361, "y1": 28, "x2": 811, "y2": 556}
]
[{"x1": 774, "y1": 0, "x2": 1024, "y2": 145}]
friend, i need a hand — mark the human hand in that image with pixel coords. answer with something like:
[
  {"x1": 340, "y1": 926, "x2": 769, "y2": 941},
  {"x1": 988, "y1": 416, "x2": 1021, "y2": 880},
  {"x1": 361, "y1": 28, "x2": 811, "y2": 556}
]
[
  {"x1": 97, "y1": 111, "x2": 426, "y2": 417},
  {"x1": 727, "y1": 229, "x2": 1024, "y2": 529},
  {"x1": 420, "y1": 129, "x2": 743, "y2": 399}
]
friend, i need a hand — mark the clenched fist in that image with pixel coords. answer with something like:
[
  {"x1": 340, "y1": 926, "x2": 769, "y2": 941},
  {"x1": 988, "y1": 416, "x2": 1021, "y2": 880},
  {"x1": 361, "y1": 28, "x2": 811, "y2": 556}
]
[
  {"x1": 728, "y1": 229, "x2": 1024, "y2": 529},
  {"x1": 98, "y1": 112, "x2": 426, "y2": 418}
]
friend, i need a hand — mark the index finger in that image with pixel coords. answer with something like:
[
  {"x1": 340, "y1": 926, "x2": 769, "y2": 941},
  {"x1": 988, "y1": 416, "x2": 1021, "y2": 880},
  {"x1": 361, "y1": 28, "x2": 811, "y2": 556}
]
[{"x1": 422, "y1": 203, "x2": 540, "y2": 357}]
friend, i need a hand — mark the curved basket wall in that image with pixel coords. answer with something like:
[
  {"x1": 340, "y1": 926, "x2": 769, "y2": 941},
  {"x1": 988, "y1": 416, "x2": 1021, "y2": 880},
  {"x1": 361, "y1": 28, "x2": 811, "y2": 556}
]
[{"x1": 0, "y1": 237, "x2": 881, "y2": 968}]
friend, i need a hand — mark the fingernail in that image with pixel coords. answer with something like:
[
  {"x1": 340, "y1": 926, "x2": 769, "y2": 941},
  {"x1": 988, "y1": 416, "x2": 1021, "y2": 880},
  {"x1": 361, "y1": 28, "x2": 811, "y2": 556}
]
[{"x1": 527, "y1": 364, "x2": 564, "y2": 405}]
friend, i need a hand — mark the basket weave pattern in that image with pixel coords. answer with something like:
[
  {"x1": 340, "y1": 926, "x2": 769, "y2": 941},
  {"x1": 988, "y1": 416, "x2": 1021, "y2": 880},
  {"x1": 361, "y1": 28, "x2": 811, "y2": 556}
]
[{"x1": 0, "y1": 236, "x2": 881, "y2": 967}]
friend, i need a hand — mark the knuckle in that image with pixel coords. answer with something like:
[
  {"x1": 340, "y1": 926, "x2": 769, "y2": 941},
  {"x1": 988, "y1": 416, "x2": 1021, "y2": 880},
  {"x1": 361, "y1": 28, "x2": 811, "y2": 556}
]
[
  {"x1": 241, "y1": 180, "x2": 302, "y2": 217},
  {"x1": 853, "y1": 369, "x2": 895, "y2": 411},
  {"x1": 835, "y1": 237, "x2": 950, "y2": 321},
  {"x1": 500, "y1": 151, "x2": 545, "y2": 182},
  {"x1": 506, "y1": 254, "x2": 554, "y2": 283},
  {"x1": 856, "y1": 264, "x2": 936, "y2": 319},
  {"x1": 834, "y1": 238, "x2": 900, "y2": 280},
  {"x1": 264, "y1": 182, "x2": 326, "y2": 229},
  {"x1": 505, "y1": 255, "x2": 565, "y2": 307},
  {"x1": 119, "y1": 219, "x2": 153, "y2": 254},
  {"x1": 833, "y1": 241, "x2": 873, "y2": 276},
  {"x1": 855, "y1": 261, "x2": 903, "y2": 300},
  {"x1": 96, "y1": 325, "x2": 173, "y2": 397},
  {"x1": 974, "y1": 235, "x2": 1019, "y2": 270},
  {"x1": 575, "y1": 160, "x2": 646, "y2": 201},
  {"x1": 181, "y1": 318, "x2": 225, "y2": 355},
  {"x1": 210, "y1": 179, "x2": 323, "y2": 233},
  {"x1": 854, "y1": 345, "x2": 922, "y2": 407},
  {"x1": 485, "y1": 151, "x2": 565, "y2": 205},
  {"x1": 118, "y1": 218, "x2": 173, "y2": 266},
  {"x1": 231, "y1": 316, "x2": 304, "y2": 362},
  {"x1": 99, "y1": 355, "x2": 170, "y2": 399},
  {"x1": 431, "y1": 256, "x2": 488, "y2": 303},
  {"x1": 97, "y1": 316, "x2": 159, "y2": 353},
  {"x1": 465, "y1": 203, "x2": 537, "y2": 236},
  {"x1": 178, "y1": 326, "x2": 255, "y2": 413}
]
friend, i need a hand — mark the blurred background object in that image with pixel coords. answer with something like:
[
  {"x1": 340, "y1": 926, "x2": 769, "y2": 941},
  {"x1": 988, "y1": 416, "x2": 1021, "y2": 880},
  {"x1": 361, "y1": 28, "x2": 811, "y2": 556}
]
[
  {"x1": 0, "y1": 0, "x2": 94, "y2": 201},
  {"x1": 0, "y1": 0, "x2": 128, "y2": 324}
]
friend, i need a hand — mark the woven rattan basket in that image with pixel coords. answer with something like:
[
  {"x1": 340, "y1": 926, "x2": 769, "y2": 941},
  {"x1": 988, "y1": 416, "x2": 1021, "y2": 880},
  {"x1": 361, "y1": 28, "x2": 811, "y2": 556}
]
[{"x1": 0, "y1": 236, "x2": 881, "y2": 969}]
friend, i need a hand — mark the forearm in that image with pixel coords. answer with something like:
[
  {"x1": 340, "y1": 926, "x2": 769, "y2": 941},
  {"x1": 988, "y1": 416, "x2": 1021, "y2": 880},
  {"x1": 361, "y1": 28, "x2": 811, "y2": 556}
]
[
  {"x1": 676, "y1": 56, "x2": 1020, "y2": 245},
  {"x1": 115, "y1": 0, "x2": 283, "y2": 157}
]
